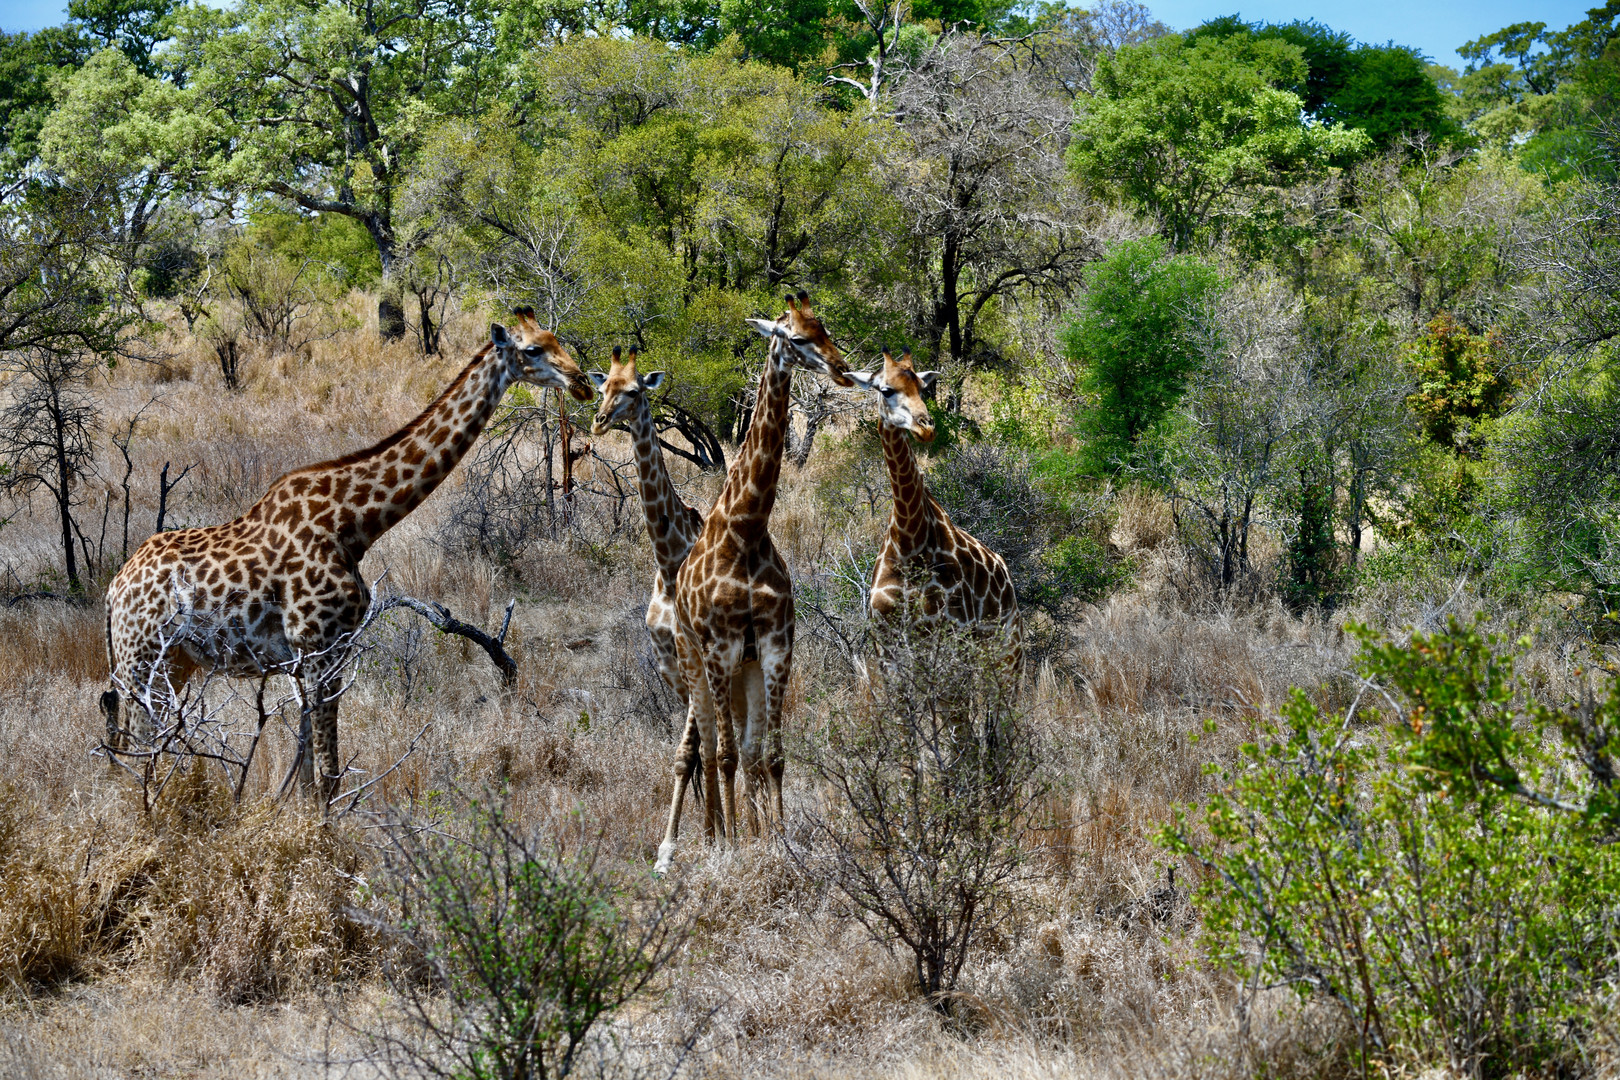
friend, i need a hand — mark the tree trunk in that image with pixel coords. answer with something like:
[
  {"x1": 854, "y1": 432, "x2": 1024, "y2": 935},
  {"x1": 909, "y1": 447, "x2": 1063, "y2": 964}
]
[
  {"x1": 379, "y1": 273, "x2": 407, "y2": 342},
  {"x1": 371, "y1": 223, "x2": 407, "y2": 342},
  {"x1": 939, "y1": 228, "x2": 963, "y2": 365},
  {"x1": 791, "y1": 410, "x2": 822, "y2": 468},
  {"x1": 417, "y1": 290, "x2": 440, "y2": 355},
  {"x1": 51, "y1": 394, "x2": 80, "y2": 592}
]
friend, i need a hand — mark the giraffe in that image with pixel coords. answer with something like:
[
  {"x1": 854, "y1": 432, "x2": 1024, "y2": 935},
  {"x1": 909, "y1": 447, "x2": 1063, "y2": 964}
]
[
  {"x1": 657, "y1": 292, "x2": 851, "y2": 872},
  {"x1": 848, "y1": 346, "x2": 1022, "y2": 683},
  {"x1": 588, "y1": 347, "x2": 707, "y2": 699},
  {"x1": 588, "y1": 346, "x2": 755, "y2": 844},
  {"x1": 101, "y1": 308, "x2": 594, "y2": 805}
]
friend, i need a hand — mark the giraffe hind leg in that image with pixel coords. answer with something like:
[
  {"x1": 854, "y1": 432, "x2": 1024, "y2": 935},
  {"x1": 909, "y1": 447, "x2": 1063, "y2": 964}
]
[
  {"x1": 704, "y1": 656, "x2": 740, "y2": 844},
  {"x1": 732, "y1": 665, "x2": 765, "y2": 837}
]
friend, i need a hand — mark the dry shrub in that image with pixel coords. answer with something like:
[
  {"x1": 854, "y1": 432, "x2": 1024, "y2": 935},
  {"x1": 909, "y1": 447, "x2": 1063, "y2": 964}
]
[
  {"x1": 1110, "y1": 484, "x2": 1175, "y2": 554},
  {"x1": 0, "y1": 787, "x2": 85, "y2": 990},
  {"x1": 82, "y1": 768, "x2": 375, "y2": 1002}
]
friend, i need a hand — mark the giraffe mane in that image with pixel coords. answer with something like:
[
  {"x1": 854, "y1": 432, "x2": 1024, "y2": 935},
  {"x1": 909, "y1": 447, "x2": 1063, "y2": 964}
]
[{"x1": 251, "y1": 344, "x2": 494, "y2": 496}]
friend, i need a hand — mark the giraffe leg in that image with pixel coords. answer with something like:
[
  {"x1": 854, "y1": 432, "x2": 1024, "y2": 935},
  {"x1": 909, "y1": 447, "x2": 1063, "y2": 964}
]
[
  {"x1": 296, "y1": 702, "x2": 315, "y2": 794},
  {"x1": 701, "y1": 718, "x2": 721, "y2": 842},
  {"x1": 732, "y1": 666, "x2": 763, "y2": 838},
  {"x1": 656, "y1": 677, "x2": 710, "y2": 875},
  {"x1": 704, "y1": 656, "x2": 740, "y2": 844},
  {"x1": 758, "y1": 642, "x2": 791, "y2": 836},
  {"x1": 308, "y1": 697, "x2": 340, "y2": 810},
  {"x1": 100, "y1": 688, "x2": 122, "y2": 752}
]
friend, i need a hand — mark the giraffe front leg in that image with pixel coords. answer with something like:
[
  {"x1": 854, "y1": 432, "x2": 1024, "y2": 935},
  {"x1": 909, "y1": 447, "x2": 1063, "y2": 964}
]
[
  {"x1": 308, "y1": 697, "x2": 340, "y2": 811},
  {"x1": 657, "y1": 677, "x2": 711, "y2": 875},
  {"x1": 296, "y1": 701, "x2": 315, "y2": 794}
]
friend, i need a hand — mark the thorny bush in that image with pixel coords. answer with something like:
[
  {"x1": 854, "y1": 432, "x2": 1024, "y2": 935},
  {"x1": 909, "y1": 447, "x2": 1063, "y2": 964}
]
[{"x1": 791, "y1": 614, "x2": 1056, "y2": 1015}]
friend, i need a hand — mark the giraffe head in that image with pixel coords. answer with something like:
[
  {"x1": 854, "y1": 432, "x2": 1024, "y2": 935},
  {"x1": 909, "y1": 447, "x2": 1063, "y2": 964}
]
[
  {"x1": 848, "y1": 346, "x2": 938, "y2": 442},
  {"x1": 745, "y1": 290, "x2": 853, "y2": 387},
  {"x1": 588, "y1": 346, "x2": 665, "y2": 436},
  {"x1": 490, "y1": 307, "x2": 594, "y2": 402}
]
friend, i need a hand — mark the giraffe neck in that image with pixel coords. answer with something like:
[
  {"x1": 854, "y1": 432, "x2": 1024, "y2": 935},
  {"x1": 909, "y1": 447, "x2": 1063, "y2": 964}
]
[
  {"x1": 881, "y1": 421, "x2": 939, "y2": 557},
  {"x1": 628, "y1": 395, "x2": 700, "y2": 580},
  {"x1": 714, "y1": 336, "x2": 793, "y2": 532},
  {"x1": 254, "y1": 344, "x2": 515, "y2": 556}
]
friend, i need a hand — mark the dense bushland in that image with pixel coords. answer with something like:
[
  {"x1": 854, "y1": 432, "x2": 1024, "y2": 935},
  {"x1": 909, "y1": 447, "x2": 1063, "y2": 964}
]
[{"x1": 2, "y1": 0, "x2": 1620, "y2": 1076}]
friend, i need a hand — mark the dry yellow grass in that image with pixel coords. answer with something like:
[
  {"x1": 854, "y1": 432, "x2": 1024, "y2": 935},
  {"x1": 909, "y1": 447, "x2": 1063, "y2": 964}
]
[{"x1": 0, "y1": 309, "x2": 1411, "y2": 1078}]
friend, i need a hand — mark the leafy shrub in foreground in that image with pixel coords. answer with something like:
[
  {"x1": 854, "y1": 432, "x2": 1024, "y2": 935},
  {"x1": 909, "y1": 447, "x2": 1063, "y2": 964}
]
[
  {"x1": 363, "y1": 797, "x2": 687, "y2": 1080},
  {"x1": 1166, "y1": 620, "x2": 1620, "y2": 1077}
]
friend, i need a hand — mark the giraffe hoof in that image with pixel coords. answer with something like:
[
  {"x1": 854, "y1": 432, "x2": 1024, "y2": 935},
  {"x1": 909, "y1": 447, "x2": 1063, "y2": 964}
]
[{"x1": 653, "y1": 841, "x2": 677, "y2": 877}]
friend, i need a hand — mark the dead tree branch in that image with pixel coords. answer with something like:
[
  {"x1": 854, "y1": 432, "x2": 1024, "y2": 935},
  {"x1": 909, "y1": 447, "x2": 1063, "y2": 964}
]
[{"x1": 385, "y1": 595, "x2": 518, "y2": 687}]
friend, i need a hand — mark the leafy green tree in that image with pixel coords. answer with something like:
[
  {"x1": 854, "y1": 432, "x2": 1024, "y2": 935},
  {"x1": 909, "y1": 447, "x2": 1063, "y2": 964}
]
[
  {"x1": 175, "y1": 0, "x2": 504, "y2": 338},
  {"x1": 1324, "y1": 45, "x2": 1456, "y2": 151},
  {"x1": 1403, "y1": 312, "x2": 1513, "y2": 457},
  {"x1": 1191, "y1": 17, "x2": 1457, "y2": 152},
  {"x1": 1453, "y1": 4, "x2": 1620, "y2": 173},
  {"x1": 1070, "y1": 32, "x2": 1367, "y2": 251},
  {"x1": 66, "y1": 0, "x2": 179, "y2": 78},
  {"x1": 1063, "y1": 237, "x2": 1221, "y2": 471},
  {"x1": 408, "y1": 35, "x2": 890, "y2": 434},
  {"x1": 36, "y1": 48, "x2": 219, "y2": 300},
  {"x1": 0, "y1": 28, "x2": 90, "y2": 172}
]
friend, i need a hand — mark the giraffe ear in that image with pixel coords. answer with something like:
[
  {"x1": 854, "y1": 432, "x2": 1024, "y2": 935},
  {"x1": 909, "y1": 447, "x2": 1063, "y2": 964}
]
[
  {"x1": 846, "y1": 370, "x2": 879, "y2": 391},
  {"x1": 490, "y1": 322, "x2": 512, "y2": 348},
  {"x1": 916, "y1": 370, "x2": 939, "y2": 394},
  {"x1": 745, "y1": 318, "x2": 780, "y2": 339},
  {"x1": 641, "y1": 370, "x2": 666, "y2": 390},
  {"x1": 588, "y1": 371, "x2": 608, "y2": 389}
]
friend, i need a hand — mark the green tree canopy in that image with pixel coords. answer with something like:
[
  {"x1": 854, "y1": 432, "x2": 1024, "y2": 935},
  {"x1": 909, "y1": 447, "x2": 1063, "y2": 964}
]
[
  {"x1": 1190, "y1": 16, "x2": 1457, "y2": 152},
  {"x1": 1063, "y1": 236, "x2": 1222, "y2": 471},
  {"x1": 1070, "y1": 32, "x2": 1367, "y2": 252},
  {"x1": 173, "y1": 0, "x2": 506, "y2": 338}
]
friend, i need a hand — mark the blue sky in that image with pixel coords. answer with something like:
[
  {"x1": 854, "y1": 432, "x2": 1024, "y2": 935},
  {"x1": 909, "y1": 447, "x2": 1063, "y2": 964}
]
[
  {"x1": 1145, "y1": 0, "x2": 1595, "y2": 68},
  {"x1": 0, "y1": 0, "x2": 1592, "y2": 68}
]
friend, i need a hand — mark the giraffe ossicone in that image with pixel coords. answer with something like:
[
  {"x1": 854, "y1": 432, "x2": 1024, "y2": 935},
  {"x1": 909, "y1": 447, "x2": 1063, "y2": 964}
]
[{"x1": 101, "y1": 308, "x2": 594, "y2": 807}]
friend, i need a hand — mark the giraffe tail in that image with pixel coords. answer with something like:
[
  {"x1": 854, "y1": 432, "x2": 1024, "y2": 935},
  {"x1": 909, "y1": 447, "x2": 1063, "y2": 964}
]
[
  {"x1": 100, "y1": 607, "x2": 120, "y2": 750},
  {"x1": 686, "y1": 739, "x2": 704, "y2": 804}
]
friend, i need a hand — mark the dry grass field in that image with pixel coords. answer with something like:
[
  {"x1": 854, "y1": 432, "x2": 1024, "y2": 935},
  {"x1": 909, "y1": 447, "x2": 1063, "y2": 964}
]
[{"x1": 0, "y1": 303, "x2": 1584, "y2": 1079}]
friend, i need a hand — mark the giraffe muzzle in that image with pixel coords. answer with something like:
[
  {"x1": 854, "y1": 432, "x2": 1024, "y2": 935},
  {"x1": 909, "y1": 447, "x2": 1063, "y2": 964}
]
[{"x1": 566, "y1": 373, "x2": 596, "y2": 403}]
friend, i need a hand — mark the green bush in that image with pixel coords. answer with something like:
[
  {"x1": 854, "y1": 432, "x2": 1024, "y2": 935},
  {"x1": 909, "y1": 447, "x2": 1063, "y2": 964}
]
[
  {"x1": 365, "y1": 796, "x2": 687, "y2": 1080},
  {"x1": 1029, "y1": 534, "x2": 1131, "y2": 608},
  {"x1": 1165, "y1": 620, "x2": 1620, "y2": 1077},
  {"x1": 929, "y1": 442, "x2": 1127, "y2": 614},
  {"x1": 1062, "y1": 238, "x2": 1223, "y2": 473}
]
